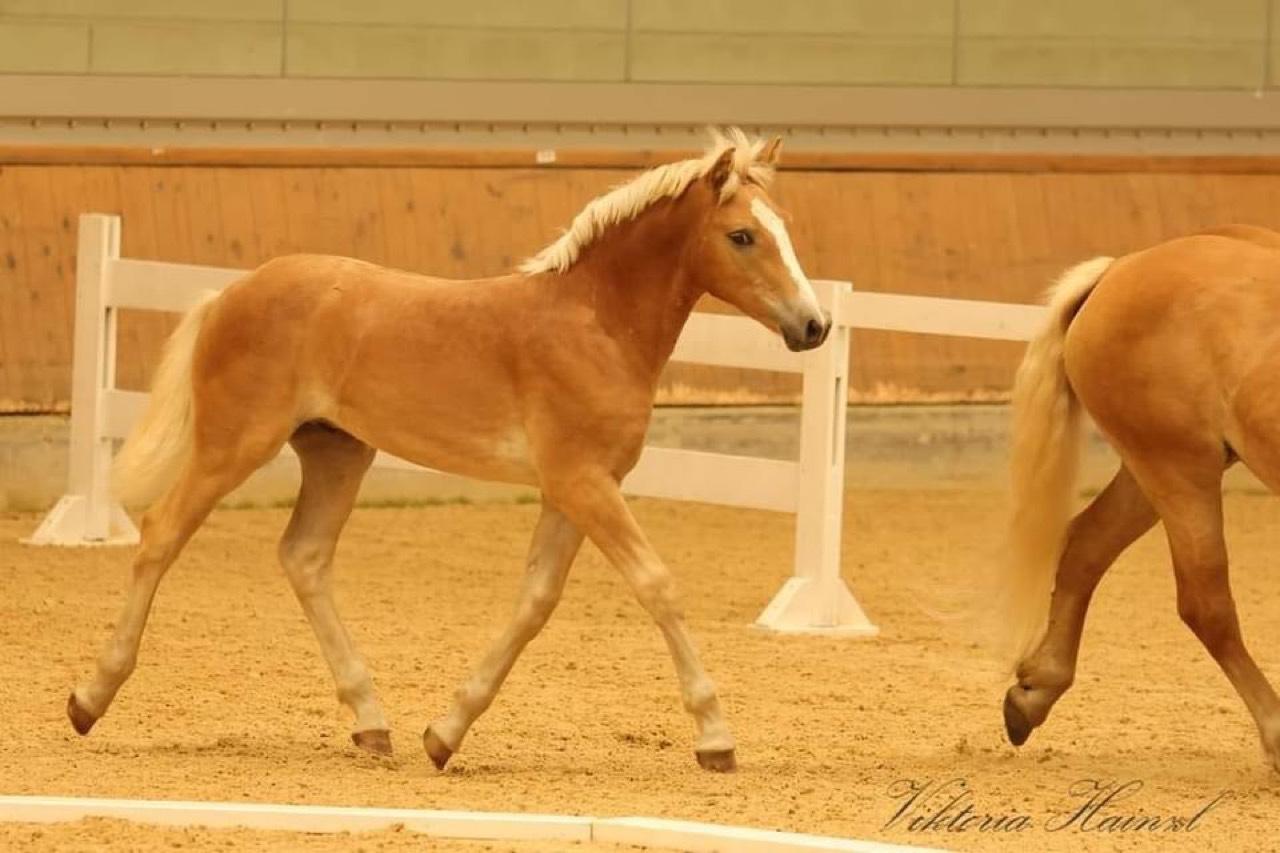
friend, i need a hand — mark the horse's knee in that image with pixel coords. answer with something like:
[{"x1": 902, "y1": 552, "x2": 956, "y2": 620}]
[
  {"x1": 278, "y1": 537, "x2": 330, "y2": 597},
  {"x1": 522, "y1": 577, "x2": 561, "y2": 625},
  {"x1": 129, "y1": 529, "x2": 182, "y2": 586},
  {"x1": 631, "y1": 570, "x2": 679, "y2": 617},
  {"x1": 1059, "y1": 538, "x2": 1112, "y2": 588},
  {"x1": 133, "y1": 514, "x2": 182, "y2": 575},
  {"x1": 1176, "y1": 579, "x2": 1238, "y2": 652}
]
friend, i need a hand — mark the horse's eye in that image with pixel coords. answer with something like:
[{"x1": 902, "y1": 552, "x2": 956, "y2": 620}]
[{"x1": 728, "y1": 230, "x2": 754, "y2": 247}]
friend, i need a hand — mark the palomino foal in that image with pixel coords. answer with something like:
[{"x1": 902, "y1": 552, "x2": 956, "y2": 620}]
[
  {"x1": 68, "y1": 132, "x2": 829, "y2": 772},
  {"x1": 997, "y1": 224, "x2": 1280, "y2": 770}
]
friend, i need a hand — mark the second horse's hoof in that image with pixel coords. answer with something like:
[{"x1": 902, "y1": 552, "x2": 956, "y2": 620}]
[
  {"x1": 423, "y1": 727, "x2": 454, "y2": 771},
  {"x1": 695, "y1": 748, "x2": 737, "y2": 772},
  {"x1": 67, "y1": 692, "x2": 98, "y2": 736},
  {"x1": 1002, "y1": 690, "x2": 1034, "y2": 747},
  {"x1": 352, "y1": 728, "x2": 393, "y2": 756}
]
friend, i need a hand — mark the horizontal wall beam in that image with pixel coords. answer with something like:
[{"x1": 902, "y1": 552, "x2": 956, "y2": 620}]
[
  {"x1": 305, "y1": 446, "x2": 798, "y2": 513},
  {"x1": 4, "y1": 76, "x2": 1279, "y2": 132},
  {"x1": 101, "y1": 389, "x2": 144, "y2": 441},
  {"x1": 672, "y1": 313, "x2": 802, "y2": 374},
  {"x1": 105, "y1": 257, "x2": 802, "y2": 376},
  {"x1": 102, "y1": 389, "x2": 798, "y2": 512},
  {"x1": 7, "y1": 145, "x2": 1280, "y2": 174},
  {"x1": 840, "y1": 292, "x2": 1045, "y2": 341},
  {"x1": 104, "y1": 257, "x2": 1045, "y2": 392},
  {"x1": 108, "y1": 259, "x2": 242, "y2": 312},
  {"x1": 623, "y1": 448, "x2": 798, "y2": 512}
]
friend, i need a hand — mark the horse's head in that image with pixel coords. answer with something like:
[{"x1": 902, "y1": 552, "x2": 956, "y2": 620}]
[{"x1": 689, "y1": 137, "x2": 830, "y2": 352}]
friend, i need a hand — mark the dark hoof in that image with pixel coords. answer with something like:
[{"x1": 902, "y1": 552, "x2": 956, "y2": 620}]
[
  {"x1": 695, "y1": 748, "x2": 737, "y2": 772},
  {"x1": 1003, "y1": 690, "x2": 1033, "y2": 747},
  {"x1": 352, "y1": 728, "x2": 393, "y2": 757},
  {"x1": 67, "y1": 692, "x2": 97, "y2": 736},
  {"x1": 423, "y1": 727, "x2": 454, "y2": 771}
]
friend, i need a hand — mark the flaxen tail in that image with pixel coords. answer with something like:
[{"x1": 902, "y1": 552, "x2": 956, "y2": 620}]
[
  {"x1": 993, "y1": 256, "x2": 1114, "y2": 668},
  {"x1": 112, "y1": 292, "x2": 219, "y2": 507}
]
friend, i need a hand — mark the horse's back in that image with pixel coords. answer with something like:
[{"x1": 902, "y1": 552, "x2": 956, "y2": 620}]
[
  {"x1": 1194, "y1": 223, "x2": 1280, "y2": 250},
  {"x1": 202, "y1": 254, "x2": 395, "y2": 365},
  {"x1": 192, "y1": 255, "x2": 475, "y2": 427},
  {"x1": 1064, "y1": 231, "x2": 1280, "y2": 448},
  {"x1": 194, "y1": 253, "x2": 545, "y2": 481},
  {"x1": 205, "y1": 253, "x2": 513, "y2": 354},
  {"x1": 1074, "y1": 230, "x2": 1280, "y2": 341}
]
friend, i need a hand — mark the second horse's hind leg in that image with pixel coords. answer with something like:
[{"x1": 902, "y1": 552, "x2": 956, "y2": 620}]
[
  {"x1": 278, "y1": 423, "x2": 391, "y2": 755},
  {"x1": 1215, "y1": 369, "x2": 1280, "y2": 768},
  {"x1": 1138, "y1": 446, "x2": 1280, "y2": 771},
  {"x1": 1003, "y1": 464, "x2": 1158, "y2": 745}
]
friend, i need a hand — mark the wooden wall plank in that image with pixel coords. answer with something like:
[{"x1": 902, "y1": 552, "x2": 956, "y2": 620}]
[
  {"x1": 0, "y1": 167, "x2": 42, "y2": 409},
  {"x1": 374, "y1": 167, "x2": 418, "y2": 270},
  {"x1": 0, "y1": 168, "x2": 25, "y2": 409},
  {"x1": 17, "y1": 169, "x2": 66, "y2": 405},
  {"x1": 5, "y1": 159, "x2": 1280, "y2": 411}
]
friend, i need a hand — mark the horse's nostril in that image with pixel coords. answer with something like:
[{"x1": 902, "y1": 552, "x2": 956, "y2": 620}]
[{"x1": 805, "y1": 318, "x2": 822, "y2": 343}]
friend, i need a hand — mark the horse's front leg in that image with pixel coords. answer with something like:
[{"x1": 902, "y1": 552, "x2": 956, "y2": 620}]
[
  {"x1": 424, "y1": 501, "x2": 583, "y2": 769},
  {"x1": 547, "y1": 469, "x2": 736, "y2": 771}
]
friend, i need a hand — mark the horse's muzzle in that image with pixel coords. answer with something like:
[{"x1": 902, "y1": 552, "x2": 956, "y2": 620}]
[{"x1": 782, "y1": 310, "x2": 832, "y2": 352}]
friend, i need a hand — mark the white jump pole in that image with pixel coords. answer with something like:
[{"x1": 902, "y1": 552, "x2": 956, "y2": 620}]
[
  {"x1": 24, "y1": 214, "x2": 139, "y2": 546},
  {"x1": 754, "y1": 280, "x2": 876, "y2": 636}
]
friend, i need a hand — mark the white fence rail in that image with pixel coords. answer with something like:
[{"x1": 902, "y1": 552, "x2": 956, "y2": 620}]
[{"x1": 26, "y1": 213, "x2": 1047, "y2": 638}]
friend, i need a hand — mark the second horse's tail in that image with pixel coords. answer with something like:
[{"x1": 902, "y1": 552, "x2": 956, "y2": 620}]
[{"x1": 993, "y1": 256, "x2": 1114, "y2": 667}]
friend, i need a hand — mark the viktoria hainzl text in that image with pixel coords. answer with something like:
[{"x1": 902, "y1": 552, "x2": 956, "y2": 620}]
[{"x1": 883, "y1": 778, "x2": 1232, "y2": 834}]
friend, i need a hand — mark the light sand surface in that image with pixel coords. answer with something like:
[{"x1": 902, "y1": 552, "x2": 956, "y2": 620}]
[{"x1": 3, "y1": 490, "x2": 1279, "y2": 851}]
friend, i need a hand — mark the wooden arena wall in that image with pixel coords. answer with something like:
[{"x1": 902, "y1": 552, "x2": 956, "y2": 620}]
[{"x1": 4, "y1": 149, "x2": 1280, "y2": 412}]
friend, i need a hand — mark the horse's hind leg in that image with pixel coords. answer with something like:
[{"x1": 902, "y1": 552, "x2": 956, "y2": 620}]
[
  {"x1": 278, "y1": 423, "x2": 390, "y2": 755},
  {"x1": 69, "y1": 435, "x2": 284, "y2": 734},
  {"x1": 1216, "y1": 368, "x2": 1280, "y2": 768},
  {"x1": 1132, "y1": 438, "x2": 1280, "y2": 771},
  {"x1": 1003, "y1": 463, "x2": 1158, "y2": 745}
]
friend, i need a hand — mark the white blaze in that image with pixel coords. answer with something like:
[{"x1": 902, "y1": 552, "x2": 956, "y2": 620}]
[{"x1": 750, "y1": 197, "x2": 821, "y2": 314}]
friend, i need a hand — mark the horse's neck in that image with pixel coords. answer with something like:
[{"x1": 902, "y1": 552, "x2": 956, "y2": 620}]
[{"x1": 568, "y1": 200, "x2": 704, "y2": 379}]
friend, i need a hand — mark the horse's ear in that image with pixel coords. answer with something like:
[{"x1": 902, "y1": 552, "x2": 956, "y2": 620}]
[
  {"x1": 761, "y1": 136, "x2": 783, "y2": 166},
  {"x1": 706, "y1": 147, "x2": 736, "y2": 193}
]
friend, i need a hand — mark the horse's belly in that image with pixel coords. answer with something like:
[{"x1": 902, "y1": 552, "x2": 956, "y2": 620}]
[
  {"x1": 387, "y1": 427, "x2": 539, "y2": 487},
  {"x1": 334, "y1": 400, "x2": 539, "y2": 488}
]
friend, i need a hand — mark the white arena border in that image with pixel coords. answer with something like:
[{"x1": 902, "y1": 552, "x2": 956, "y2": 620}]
[
  {"x1": 0, "y1": 794, "x2": 946, "y2": 852},
  {"x1": 25, "y1": 213, "x2": 1044, "y2": 639}
]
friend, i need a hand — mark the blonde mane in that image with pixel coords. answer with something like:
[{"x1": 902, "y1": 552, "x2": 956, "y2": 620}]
[{"x1": 519, "y1": 128, "x2": 777, "y2": 275}]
